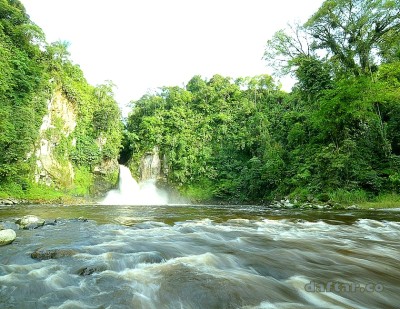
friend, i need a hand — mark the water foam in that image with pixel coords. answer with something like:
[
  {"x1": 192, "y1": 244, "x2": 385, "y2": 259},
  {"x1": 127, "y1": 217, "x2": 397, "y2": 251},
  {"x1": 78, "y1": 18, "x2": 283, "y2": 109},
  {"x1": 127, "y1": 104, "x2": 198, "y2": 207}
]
[{"x1": 101, "y1": 165, "x2": 168, "y2": 205}]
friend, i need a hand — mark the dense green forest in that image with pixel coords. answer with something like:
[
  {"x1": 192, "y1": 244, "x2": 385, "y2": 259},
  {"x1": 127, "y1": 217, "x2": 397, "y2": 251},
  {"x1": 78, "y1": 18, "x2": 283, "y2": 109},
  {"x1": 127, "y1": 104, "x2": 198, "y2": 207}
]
[
  {"x1": 0, "y1": 0, "x2": 122, "y2": 200},
  {"x1": 1, "y1": 0, "x2": 400, "y2": 205},
  {"x1": 124, "y1": 0, "x2": 400, "y2": 204}
]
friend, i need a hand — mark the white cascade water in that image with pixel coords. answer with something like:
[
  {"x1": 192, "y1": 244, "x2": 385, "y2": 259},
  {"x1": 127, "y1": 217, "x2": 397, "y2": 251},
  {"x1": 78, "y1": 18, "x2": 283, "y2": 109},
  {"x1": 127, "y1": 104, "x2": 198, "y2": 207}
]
[{"x1": 100, "y1": 165, "x2": 168, "y2": 205}]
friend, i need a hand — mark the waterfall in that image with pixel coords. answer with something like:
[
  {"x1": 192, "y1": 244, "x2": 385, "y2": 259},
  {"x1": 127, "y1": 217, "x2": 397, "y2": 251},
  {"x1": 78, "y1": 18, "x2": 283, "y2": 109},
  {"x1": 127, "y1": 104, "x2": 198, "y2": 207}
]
[{"x1": 100, "y1": 165, "x2": 168, "y2": 205}]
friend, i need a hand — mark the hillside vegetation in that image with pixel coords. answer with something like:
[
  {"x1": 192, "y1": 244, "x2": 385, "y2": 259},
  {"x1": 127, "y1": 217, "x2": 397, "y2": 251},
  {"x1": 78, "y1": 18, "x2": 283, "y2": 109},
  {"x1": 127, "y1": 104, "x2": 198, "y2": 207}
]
[
  {"x1": 0, "y1": 0, "x2": 122, "y2": 201},
  {"x1": 124, "y1": 0, "x2": 400, "y2": 204},
  {"x1": 1, "y1": 0, "x2": 400, "y2": 206}
]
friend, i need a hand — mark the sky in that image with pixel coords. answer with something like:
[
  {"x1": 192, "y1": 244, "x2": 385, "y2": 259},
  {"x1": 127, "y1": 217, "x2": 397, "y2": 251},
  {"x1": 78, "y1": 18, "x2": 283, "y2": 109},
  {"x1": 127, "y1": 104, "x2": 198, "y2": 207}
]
[{"x1": 20, "y1": 0, "x2": 324, "y2": 114}]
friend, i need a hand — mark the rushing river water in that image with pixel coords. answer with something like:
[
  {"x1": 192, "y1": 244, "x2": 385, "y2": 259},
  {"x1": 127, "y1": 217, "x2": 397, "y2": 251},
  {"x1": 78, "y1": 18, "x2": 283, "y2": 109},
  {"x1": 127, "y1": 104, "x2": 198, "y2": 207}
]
[{"x1": 1, "y1": 204, "x2": 400, "y2": 309}]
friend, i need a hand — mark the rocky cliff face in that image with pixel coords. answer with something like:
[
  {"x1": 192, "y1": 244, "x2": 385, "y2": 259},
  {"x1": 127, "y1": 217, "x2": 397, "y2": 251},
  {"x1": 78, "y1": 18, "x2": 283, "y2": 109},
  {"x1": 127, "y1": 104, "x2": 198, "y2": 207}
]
[
  {"x1": 92, "y1": 158, "x2": 119, "y2": 195},
  {"x1": 139, "y1": 146, "x2": 161, "y2": 181},
  {"x1": 138, "y1": 146, "x2": 169, "y2": 182},
  {"x1": 33, "y1": 91, "x2": 76, "y2": 187},
  {"x1": 31, "y1": 90, "x2": 119, "y2": 194}
]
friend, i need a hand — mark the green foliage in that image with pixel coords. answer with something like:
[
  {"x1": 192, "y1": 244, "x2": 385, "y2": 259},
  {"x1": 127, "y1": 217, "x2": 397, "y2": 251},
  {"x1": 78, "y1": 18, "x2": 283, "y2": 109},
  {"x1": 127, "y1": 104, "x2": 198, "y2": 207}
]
[
  {"x1": 24, "y1": 183, "x2": 65, "y2": 201},
  {"x1": 263, "y1": 23, "x2": 315, "y2": 76},
  {"x1": 0, "y1": 181, "x2": 25, "y2": 199},
  {"x1": 70, "y1": 136, "x2": 101, "y2": 166},
  {"x1": 180, "y1": 179, "x2": 215, "y2": 201},
  {"x1": 328, "y1": 189, "x2": 369, "y2": 205},
  {"x1": 2, "y1": 0, "x2": 400, "y2": 206},
  {"x1": 0, "y1": 0, "x2": 49, "y2": 182},
  {"x1": 0, "y1": 179, "x2": 64, "y2": 201},
  {"x1": 292, "y1": 55, "x2": 332, "y2": 102},
  {"x1": 305, "y1": 0, "x2": 400, "y2": 76},
  {"x1": 358, "y1": 193, "x2": 400, "y2": 209},
  {"x1": 0, "y1": 0, "x2": 122, "y2": 199},
  {"x1": 70, "y1": 166, "x2": 93, "y2": 196},
  {"x1": 124, "y1": 1, "x2": 400, "y2": 204},
  {"x1": 126, "y1": 74, "x2": 288, "y2": 202}
]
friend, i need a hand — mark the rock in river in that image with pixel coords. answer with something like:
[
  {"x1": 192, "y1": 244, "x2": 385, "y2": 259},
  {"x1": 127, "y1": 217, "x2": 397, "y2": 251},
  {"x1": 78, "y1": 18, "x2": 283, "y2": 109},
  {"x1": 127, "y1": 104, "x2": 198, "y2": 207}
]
[
  {"x1": 0, "y1": 229, "x2": 16, "y2": 246},
  {"x1": 16, "y1": 215, "x2": 45, "y2": 229},
  {"x1": 77, "y1": 264, "x2": 107, "y2": 276},
  {"x1": 31, "y1": 248, "x2": 77, "y2": 260}
]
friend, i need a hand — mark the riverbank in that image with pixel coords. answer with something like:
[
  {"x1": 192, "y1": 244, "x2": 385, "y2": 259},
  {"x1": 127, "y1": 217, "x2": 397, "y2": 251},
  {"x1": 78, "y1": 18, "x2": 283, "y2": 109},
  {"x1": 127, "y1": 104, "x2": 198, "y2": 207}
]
[
  {"x1": 0, "y1": 196, "x2": 96, "y2": 206},
  {"x1": 2, "y1": 196, "x2": 399, "y2": 210}
]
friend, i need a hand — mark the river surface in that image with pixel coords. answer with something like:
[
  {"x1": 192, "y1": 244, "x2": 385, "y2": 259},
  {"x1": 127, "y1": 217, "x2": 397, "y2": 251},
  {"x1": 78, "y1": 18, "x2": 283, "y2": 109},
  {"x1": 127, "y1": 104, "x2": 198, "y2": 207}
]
[{"x1": 1, "y1": 204, "x2": 400, "y2": 308}]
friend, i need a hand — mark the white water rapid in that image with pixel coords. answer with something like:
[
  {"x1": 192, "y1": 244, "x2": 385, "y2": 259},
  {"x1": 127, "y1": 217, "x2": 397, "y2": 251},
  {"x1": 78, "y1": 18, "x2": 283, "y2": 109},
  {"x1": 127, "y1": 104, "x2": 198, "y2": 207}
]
[{"x1": 100, "y1": 165, "x2": 168, "y2": 205}]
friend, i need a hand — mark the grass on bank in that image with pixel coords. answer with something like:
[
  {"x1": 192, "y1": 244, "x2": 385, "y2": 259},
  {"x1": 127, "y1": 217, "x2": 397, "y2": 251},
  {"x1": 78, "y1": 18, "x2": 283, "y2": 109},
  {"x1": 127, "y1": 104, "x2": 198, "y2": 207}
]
[
  {"x1": 326, "y1": 189, "x2": 400, "y2": 209},
  {"x1": 357, "y1": 193, "x2": 400, "y2": 209},
  {"x1": 0, "y1": 181, "x2": 65, "y2": 202},
  {"x1": 328, "y1": 189, "x2": 369, "y2": 204},
  {"x1": 0, "y1": 179, "x2": 93, "y2": 204},
  {"x1": 179, "y1": 179, "x2": 215, "y2": 202},
  {"x1": 0, "y1": 165, "x2": 106, "y2": 204}
]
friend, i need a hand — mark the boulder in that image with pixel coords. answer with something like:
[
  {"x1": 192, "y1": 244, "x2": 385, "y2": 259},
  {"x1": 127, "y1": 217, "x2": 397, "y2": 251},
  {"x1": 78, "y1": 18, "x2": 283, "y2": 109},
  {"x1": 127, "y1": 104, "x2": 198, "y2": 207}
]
[
  {"x1": 31, "y1": 248, "x2": 77, "y2": 260},
  {"x1": 16, "y1": 215, "x2": 45, "y2": 229},
  {"x1": 0, "y1": 199, "x2": 14, "y2": 205},
  {"x1": 0, "y1": 229, "x2": 16, "y2": 246},
  {"x1": 0, "y1": 198, "x2": 26, "y2": 205},
  {"x1": 77, "y1": 264, "x2": 107, "y2": 276},
  {"x1": 283, "y1": 199, "x2": 294, "y2": 208}
]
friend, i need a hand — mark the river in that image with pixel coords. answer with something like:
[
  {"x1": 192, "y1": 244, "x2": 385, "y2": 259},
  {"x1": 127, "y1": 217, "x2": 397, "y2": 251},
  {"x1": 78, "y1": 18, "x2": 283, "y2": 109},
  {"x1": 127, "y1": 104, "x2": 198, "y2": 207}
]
[{"x1": 1, "y1": 204, "x2": 400, "y2": 308}]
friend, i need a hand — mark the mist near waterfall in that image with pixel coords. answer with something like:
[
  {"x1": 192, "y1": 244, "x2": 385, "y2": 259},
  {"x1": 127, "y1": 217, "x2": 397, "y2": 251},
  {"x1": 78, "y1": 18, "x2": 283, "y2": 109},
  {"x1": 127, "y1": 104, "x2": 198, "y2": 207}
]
[{"x1": 100, "y1": 165, "x2": 168, "y2": 205}]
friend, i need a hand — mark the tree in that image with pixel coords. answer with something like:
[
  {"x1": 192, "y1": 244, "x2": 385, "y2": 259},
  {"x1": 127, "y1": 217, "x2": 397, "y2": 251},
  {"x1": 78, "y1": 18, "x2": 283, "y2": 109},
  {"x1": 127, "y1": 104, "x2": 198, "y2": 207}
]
[
  {"x1": 263, "y1": 22, "x2": 315, "y2": 76},
  {"x1": 305, "y1": 0, "x2": 400, "y2": 76},
  {"x1": 292, "y1": 55, "x2": 333, "y2": 102},
  {"x1": 263, "y1": 22, "x2": 332, "y2": 101},
  {"x1": 46, "y1": 41, "x2": 71, "y2": 65},
  {"x1": 0, "y1": 0, "x2": 45, "y2": 56}
]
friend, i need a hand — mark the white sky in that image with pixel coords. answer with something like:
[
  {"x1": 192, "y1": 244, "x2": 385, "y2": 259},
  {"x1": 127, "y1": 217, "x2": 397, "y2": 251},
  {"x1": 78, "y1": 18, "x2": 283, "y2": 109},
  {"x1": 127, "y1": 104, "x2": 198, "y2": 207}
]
[{"x1": 20, "y1": 0, "x2": 324, "y2": 114}]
